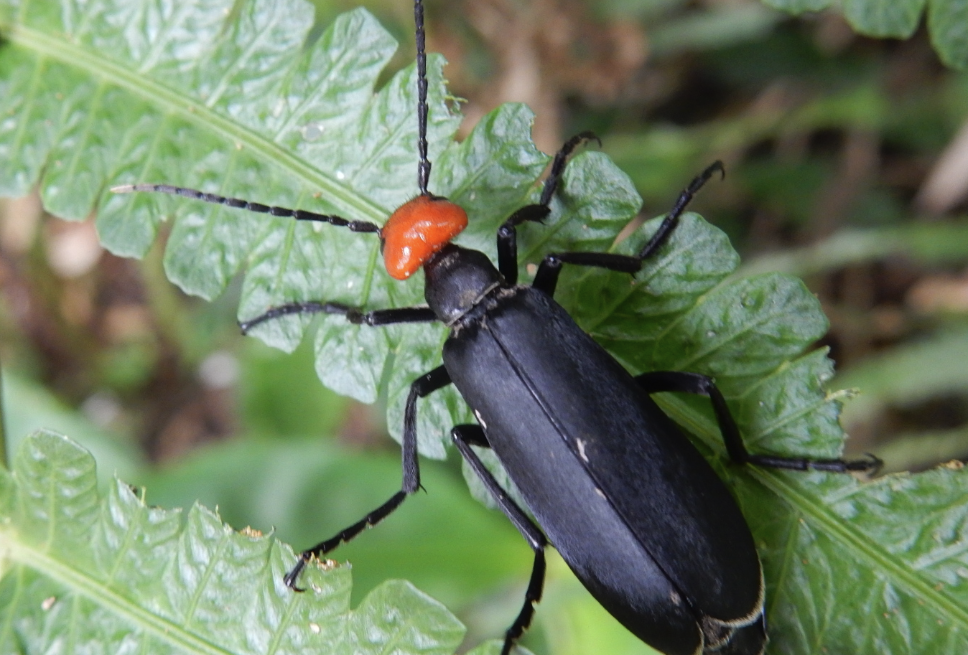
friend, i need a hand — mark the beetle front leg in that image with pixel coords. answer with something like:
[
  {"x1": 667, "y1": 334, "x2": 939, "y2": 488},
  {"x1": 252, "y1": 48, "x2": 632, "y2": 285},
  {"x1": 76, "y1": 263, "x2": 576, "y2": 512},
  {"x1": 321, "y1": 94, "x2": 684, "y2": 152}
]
[
  {"x1": 496, "y1": 132, "x2": 599, "y2": 284},
  {"x1": 496, "y1": 205, "x2": 550, "y2": 283},
  {"x1": 453, "y1": 424, "x2": 547, "y2": 655},
  {"x1": 634, "y1": 370, "x2": 882, "y2": 474},
  {"x1": 531, "y1": 161, "x2": 724, "y2": 298},
  {"x1": 284, "y1": 365, "x2": 451, "y2": 590}
]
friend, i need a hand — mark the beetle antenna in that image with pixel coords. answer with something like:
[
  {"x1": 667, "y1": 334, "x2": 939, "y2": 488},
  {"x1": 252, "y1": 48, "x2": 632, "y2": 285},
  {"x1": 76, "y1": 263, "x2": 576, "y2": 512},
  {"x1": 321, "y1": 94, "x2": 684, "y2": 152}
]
[
  {"x1": 414, "y1": 0, "x2": 430, "y2": 195},
  {"x1": 110, "y1": 184, "x2": 382, "y2": 234}
]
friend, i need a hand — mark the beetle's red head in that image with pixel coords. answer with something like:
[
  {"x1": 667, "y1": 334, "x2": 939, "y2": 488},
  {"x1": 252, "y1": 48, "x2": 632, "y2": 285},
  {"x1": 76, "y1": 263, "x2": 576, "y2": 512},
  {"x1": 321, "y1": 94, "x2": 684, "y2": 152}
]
[{"x1": 381, "y1": 194, "x2": 468, "y2": 280}]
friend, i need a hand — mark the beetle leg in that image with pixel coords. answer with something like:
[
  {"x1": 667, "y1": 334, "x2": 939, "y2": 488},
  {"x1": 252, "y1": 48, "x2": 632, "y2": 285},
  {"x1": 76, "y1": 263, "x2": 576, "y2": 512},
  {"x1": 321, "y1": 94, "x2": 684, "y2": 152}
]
[
  {"x1": 538, "y1": 131, "x2": 600, "y2": 207},
  {"x1": 531, "y1": 250, "x2": 642, "y2": 296},
  {"x1": 458, "y1": 421, "x2": 490, "y2": 447},
  {"x1": 496, "y1": 132, "x2": 599, "y2": 284},
  {"x1": 634, "y1": 370, "x2": 882, "y2": 474},
  {"x1": 240, "y1": 303, "x2": 437, "y2": 334},
  {"x1": 284, "y1": 365, "x2": 451, "y2": 590},
  {"x1": 530, "y1": 161, "x2": 724, "y2": 298},
  {"x1": 634, "y1": 160, "x2": 724, "y2": 262},
  {"x1": 453, "y1": 424, "x2": 548, "y2": 655},
  {"x1": 497, "y1": 205, "x2": 550, "y2": 283}
]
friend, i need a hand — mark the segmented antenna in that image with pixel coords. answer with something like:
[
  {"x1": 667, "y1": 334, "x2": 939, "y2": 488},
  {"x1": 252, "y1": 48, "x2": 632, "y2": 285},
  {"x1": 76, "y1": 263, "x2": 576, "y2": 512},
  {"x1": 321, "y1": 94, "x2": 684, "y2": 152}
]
[
  {"x1": 113, "y1": 3, "x2": 437, "y2": 229},
  {"x1": 414, "y1": 0, "x2": 430, "y2": 195},
  {"x1": 110, "y1": 184, "x2": 381, "y2": 234}
]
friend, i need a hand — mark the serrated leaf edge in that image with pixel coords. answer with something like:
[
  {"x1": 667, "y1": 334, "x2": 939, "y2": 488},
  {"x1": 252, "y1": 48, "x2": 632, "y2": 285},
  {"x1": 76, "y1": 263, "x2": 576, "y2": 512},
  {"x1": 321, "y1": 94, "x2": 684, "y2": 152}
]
[{"x1": 1, "y1": 13, "x2": 391, "y2": 222}]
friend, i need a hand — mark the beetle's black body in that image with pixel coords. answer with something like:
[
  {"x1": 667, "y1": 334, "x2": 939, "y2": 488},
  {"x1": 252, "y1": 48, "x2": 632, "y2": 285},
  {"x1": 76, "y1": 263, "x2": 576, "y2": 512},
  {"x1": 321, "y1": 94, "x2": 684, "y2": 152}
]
[
  {"x1": 115, "y1": 1, "x2": 881, "y2": 653},
  {"x1": 430, "y1": 243, "x2": 764, "y2": 655}
]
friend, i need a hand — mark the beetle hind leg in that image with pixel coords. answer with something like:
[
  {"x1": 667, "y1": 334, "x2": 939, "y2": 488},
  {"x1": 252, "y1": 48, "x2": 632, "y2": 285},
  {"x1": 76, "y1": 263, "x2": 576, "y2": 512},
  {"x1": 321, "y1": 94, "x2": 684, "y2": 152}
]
[
  {"x1": 453, "y1": 424, "x2": 548, "y2": 655},
  {"x1": 634, "y1": 370, "x2": 882, "y2": 474}
]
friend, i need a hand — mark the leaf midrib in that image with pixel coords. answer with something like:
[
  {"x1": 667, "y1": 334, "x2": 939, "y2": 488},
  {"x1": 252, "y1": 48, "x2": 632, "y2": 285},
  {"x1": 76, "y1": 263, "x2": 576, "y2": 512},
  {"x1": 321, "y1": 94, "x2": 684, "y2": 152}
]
[
  {"x1": 1, "y1": 20, "x2": 389, "y2": 224},
  {"x1": 3, "y1": 533, "x2": 236, "y2": 655}
]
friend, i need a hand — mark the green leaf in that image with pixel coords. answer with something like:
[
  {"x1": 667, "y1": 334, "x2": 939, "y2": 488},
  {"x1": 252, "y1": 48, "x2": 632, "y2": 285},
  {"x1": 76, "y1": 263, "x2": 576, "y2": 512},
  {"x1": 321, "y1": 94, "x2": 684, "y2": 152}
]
[
  {"x1": 0, "y1": 431, "x2": 466, "y2": 654},
  {"x1": 842, "y1": 0, "x2": 925, "y2": 38},
  {"x1": 3, "y1": 1, "x2": 968, "y2": 654},
  {"x1": 929, "y1": 0, "x2": 968, "y2": 68},
  {"x1": 138, "y1": 436, "x2": 531, "y2": 610},
  {"x1": 743, "y1": 465, "x2": 968, "y2": 652},
  {"x1": 759, "y1": 0, "x2": 968, "y2": 69}
]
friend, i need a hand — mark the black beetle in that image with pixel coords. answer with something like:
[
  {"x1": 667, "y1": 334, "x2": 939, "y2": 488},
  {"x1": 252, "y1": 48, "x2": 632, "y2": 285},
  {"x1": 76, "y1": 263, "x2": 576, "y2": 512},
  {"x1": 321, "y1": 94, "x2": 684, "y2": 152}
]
[{"x1": 113, "y1": 1, "x2": 881, "y2": 653}]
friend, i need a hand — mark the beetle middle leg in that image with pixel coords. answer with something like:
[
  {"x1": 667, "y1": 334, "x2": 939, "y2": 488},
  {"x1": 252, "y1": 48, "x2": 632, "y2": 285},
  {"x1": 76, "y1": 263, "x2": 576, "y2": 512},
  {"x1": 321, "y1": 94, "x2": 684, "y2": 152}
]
[
  {"x1": 452, "y1": 424, "x2": 548, "y2": 655},
  {"x1": 634, "y1": 370, "x2": 882, "y2": 473},
  {"x1": 283, "y1": 365, "x2": 452, "y2": 589}
]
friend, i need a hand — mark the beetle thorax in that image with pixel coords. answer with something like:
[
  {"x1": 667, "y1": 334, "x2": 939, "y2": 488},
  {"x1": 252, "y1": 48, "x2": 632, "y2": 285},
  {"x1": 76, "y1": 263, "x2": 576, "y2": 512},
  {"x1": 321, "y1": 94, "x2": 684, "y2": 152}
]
[{"x1": 424, "y1": 244, "x2": 505, "y2": 325}]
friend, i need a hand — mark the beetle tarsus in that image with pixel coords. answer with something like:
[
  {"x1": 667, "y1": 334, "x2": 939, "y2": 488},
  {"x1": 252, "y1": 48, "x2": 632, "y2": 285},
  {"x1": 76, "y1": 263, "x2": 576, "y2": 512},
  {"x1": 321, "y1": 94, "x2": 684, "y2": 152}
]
[
  {"x1": 500, "y1": 550, "x2": 546, "y2": 655},
  {"x1": 538, "y1": 130, "x2": 600, "y2": 207},
  {"x1": 283, "y1": 555, "x2": 309, "y2": 592}
]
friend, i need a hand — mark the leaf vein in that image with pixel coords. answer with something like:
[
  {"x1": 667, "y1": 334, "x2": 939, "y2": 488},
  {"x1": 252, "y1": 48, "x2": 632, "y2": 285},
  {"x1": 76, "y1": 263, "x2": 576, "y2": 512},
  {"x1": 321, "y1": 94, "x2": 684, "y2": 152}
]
[
  {"x1": 181, "y1": 530, "x2": 231, "y2": 631},
  {"x1": 265, "y1": 547, "x2": 301, "y2": 655},
  {"x1": 205, "y1": 13, "x2": 281, "y2": 108},
  {"x1": 61, "y1": 79, "x2": 109, "y2": 190}
]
